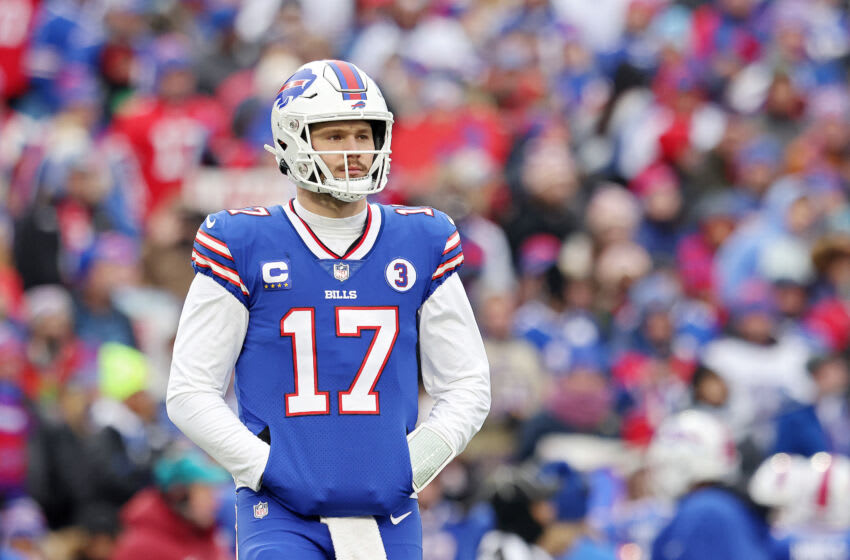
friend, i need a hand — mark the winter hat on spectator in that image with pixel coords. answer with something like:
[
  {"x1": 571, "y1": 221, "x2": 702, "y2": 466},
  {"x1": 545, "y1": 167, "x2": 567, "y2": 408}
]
[
  {"x1": 77, "y1": 233, "x2": 140, "y2": 283},
  {"x1": 728, "y1": 280, "x2": 776, "y2": 320},
  {"x1": 519, "y1": 234, "x2": 562, "y2": 276},
  {"x1": 1, "y1": 498, "x2": 46, "y2": 544},
  {"x1": 141, "y1": 33, "x2": 193, "y2": 92},
  {"x1": 98, "y1": 343, "x2": 148, "y2": 401},
  {"x1": 629, "y1": 271, "x2": 680, "y2": 313},
  {"x1": 735, "y1": 136, "x2": 781, "y2": 170},
  {"x1": 154, "y1": 450, "x2": 230, "y2": 490},
  {"x1": 57, "y1": 65, "x2": 102, "y2": 110},
  {"x1": 629, "y1": 162, "x2": 679, "y2": 199},
  {"x1": 24, "y1": 285, "x2": 73, "y2": 325},
  {"x1": 540, "y1": 461, "x2": 589, "y2": 521},
  {"x1": 759, "y1": 237, "x2": 814, "y2": 285}
]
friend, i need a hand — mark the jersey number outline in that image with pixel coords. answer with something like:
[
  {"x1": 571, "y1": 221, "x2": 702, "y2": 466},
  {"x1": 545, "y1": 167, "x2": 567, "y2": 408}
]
[
  {"x1": 228, "y1": 206, "x2": 271, "y2": 216},
  {"x1": 393, "y1": 206, "x2": 434, "y2": 217},
  {"x1": 281, "y1": 307, "x2": 399, "y2": 416}
]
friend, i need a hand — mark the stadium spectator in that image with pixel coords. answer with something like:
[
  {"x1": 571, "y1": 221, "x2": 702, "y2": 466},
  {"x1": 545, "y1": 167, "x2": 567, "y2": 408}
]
[
  {"x1": 72, "y1": 234, "x2": 139, "y2": 348},
  {"x1": 6, "y1": 0, "x2": 850, "y2": 557},
  {"x1": 0, "y1": 497, "x2": 47, "y2": 560},
  {"x1": 111, "y1": 450, "x2": 230, "y2": 560},
  {"x1": 88, "y1": 343, "x2": 170, "y2": 510},
  {"x1": 539, "y1": 461, "x2": 617, "y2": 560},
  {"x1": 702, "y1": 281, "x2": 814, "y2": 449},
  {"x1": 20, "y1": 285, "x2": 95, "y2": 404},
  {"x1": 773, "y1": 353, "x2": 850, "y2": 457},
  {"x1": 476, "y1": 465, "x2": 557, "y2": 560},
  {"x1": 110, "y1": 34, "x2": 227, "y2": 220}
]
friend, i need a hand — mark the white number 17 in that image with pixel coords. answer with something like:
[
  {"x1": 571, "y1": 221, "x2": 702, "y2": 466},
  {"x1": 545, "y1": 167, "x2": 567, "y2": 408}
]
[{"x1": 280, "y1": 307, "x2": 399, "y2": 416}]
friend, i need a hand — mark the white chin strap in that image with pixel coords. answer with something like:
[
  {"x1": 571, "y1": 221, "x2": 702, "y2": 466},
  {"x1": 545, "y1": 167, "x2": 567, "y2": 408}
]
[{"x1": 321, "y1": 176, "x2": 372, "y2": 201}]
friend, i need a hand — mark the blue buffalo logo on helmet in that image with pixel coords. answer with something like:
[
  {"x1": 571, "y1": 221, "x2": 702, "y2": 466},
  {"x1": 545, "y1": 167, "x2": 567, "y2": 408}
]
[{"x1": 275, "y1": 68, "x2": 318, "y2": 109}]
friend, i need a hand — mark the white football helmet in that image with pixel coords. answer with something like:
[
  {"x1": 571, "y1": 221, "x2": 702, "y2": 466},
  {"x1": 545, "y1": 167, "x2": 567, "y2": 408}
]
[
  {"x1": 647, "y1": 410, "x2": 740, "y2": 500},
  {"x1": 750, "y1": 452, "x2": 850, "y2": 529},
  {"x1": 809, "y1": 453, "x2": 850, "y2": 529},
  {"x1": 748, "y1": 453, "x2": 810, "y2": 512},
  {"x1": 264, "y1": 60, "x2": 393, "y2": 202}
]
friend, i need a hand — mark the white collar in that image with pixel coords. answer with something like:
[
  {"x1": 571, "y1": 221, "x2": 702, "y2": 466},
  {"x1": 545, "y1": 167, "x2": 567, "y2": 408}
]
[{"x1": 283, "y1": 199, "x2": 383, "y2": 260}]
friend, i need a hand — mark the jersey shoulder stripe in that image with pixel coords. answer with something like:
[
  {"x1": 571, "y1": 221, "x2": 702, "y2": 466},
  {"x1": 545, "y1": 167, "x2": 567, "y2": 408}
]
[
  {"x1": 191, "y1": 211, "x2": 252, "y2": 306},
  {"x1": 195, "y1": 230, "x2": 233, "y2": 260},
  {"x1": 442, "y1": 231, "x2": 461, "y2": 255},
  {"x1": 432, "y1": 252, "x2": 464, "y2": 280},
  {"x1": 434, "y1": 219, "x2": 463, "y2": 280},
  {"x1": 192, "y1": 249, "x2": 249, "y2": 295}
]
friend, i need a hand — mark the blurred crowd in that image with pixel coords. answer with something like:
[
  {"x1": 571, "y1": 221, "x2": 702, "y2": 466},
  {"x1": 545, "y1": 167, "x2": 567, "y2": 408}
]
[{"x1": 2, "y1": 0, "x2": 850, "y2": 558}]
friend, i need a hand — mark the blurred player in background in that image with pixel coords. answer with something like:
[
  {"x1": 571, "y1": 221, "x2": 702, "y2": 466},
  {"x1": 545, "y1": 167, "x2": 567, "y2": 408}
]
[
  {"x1": 750, "y1": 452, "x2": 850, "y2": 560},
  {"x1": 648, "y1": 409, "x2": 773, "y2": 560},
  {"x1": 167, "y1": 59, "x2": 490, "y2": 559}
]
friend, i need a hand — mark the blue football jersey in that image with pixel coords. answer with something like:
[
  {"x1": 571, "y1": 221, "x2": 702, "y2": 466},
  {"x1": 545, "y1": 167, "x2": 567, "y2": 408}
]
[
  {"x1": 191, "y1": 201, "x2": 463, "y2": 517},
  {"x1": 651, "y1": 487, "x2": 773, "y2": 560}
]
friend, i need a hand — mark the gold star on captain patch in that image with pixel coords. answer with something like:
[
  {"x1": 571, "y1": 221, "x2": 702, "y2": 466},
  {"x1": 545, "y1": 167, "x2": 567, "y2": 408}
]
[
  {"x1": 277, "y1": 283, "x2": 282, "y2": 288},
  {"x1": 264, "y1": 284, "x2": 269, "y2": 288},
  {"x1": 284, "y1": 283, "x2": 289, "y2": 288}
]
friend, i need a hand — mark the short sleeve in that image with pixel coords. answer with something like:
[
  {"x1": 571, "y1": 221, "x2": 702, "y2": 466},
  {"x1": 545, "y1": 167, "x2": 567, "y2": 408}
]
[
  {"x1": 191, "y1": 212, "x2": 250, "y2": 308},
  {"x1": 425, "y1": 212, "x2": 463, "y2": 299}
]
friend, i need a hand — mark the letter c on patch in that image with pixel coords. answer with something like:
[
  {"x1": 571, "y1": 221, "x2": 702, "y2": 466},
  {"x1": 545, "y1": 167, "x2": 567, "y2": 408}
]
[{"x1": 262, "y1": 261, "x2": 289, "y2": 283}]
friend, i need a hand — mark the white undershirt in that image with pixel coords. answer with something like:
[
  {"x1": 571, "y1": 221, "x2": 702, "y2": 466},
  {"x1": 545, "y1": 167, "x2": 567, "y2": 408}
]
[
  {"x1": 292, "y1": 199, "x2": 368, "y2": 256},
  {"x1": 167, "y1": 204, "x2": 491, "y2": 490}
]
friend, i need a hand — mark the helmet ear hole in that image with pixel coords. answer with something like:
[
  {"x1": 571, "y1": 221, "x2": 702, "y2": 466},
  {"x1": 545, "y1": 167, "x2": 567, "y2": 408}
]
[
  {"x1": 277, "y1": 140, "x2": 290, "y2": 174},
  {"x1": 370, "y1": 121, "x2": 386, "y2": 150}
]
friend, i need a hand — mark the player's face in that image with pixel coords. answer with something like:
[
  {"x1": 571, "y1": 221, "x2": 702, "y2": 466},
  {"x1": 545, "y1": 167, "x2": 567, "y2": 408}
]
[{"x1": 310, "y1": 120, "x2": 375, "y2": 180}]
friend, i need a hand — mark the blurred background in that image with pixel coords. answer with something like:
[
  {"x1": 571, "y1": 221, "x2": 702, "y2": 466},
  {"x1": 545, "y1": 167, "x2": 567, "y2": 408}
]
[{"x1": 2, "y1": 0, "x2": 850, "y2": 558}]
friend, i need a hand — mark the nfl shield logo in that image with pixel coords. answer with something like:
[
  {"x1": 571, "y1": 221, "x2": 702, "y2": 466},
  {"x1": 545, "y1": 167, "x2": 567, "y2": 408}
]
[
  {"x1": 253, "y1": 501, "x2": 269, "y2": 519},
  {"x1": 333, "y1": 262, "x2": 350, "y2": 282}
]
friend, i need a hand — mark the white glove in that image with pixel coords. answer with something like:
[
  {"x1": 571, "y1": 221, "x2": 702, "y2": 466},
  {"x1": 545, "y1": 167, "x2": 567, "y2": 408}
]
[{"x1": 407, "y1": 425, "x2": 456, "y2": 493}]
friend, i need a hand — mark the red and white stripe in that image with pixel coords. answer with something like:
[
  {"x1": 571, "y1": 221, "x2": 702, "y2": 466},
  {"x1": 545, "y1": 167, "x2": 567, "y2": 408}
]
[
  {"x1": 279, "y1": 79, "x2": 307, "y2": 93},
  {"x1": 442, "y1": 231, "x2": 461, "y2": 255},
  {"x1": 195, "y1": 230, "x2": 233, "y2": 260},
  {"x1": 192, "y1": 250, "x2": 249, "y2": 295},
  {"x1": 432, "y1": 253, "x2": 464, "y2": 280},
  {"x1": 346, "y1": 204, "x2": 382, "y2": 260}
]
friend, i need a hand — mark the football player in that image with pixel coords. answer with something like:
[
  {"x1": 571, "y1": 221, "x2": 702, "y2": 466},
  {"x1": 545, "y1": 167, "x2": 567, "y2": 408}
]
[
  {"x1": 648, "y1": 410, "x2": 773, "y2": 560},
  {"x1": 750, "y1": 452, "x2": 850, "y2": 560},
  {"x1": 166, "y1": 60, "x2": 491, "y2": 559}
]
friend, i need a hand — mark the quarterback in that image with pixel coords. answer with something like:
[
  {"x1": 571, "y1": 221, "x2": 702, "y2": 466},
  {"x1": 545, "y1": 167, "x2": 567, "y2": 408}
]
[{"x1": 167, "y1": 59, "x2": 491, "y2": 559}]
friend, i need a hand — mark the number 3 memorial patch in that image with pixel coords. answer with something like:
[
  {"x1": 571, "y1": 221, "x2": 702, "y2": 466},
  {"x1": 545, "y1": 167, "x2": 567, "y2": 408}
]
[{"x1": 385, "y1": 258, "x2": 416, "y2": 292}]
